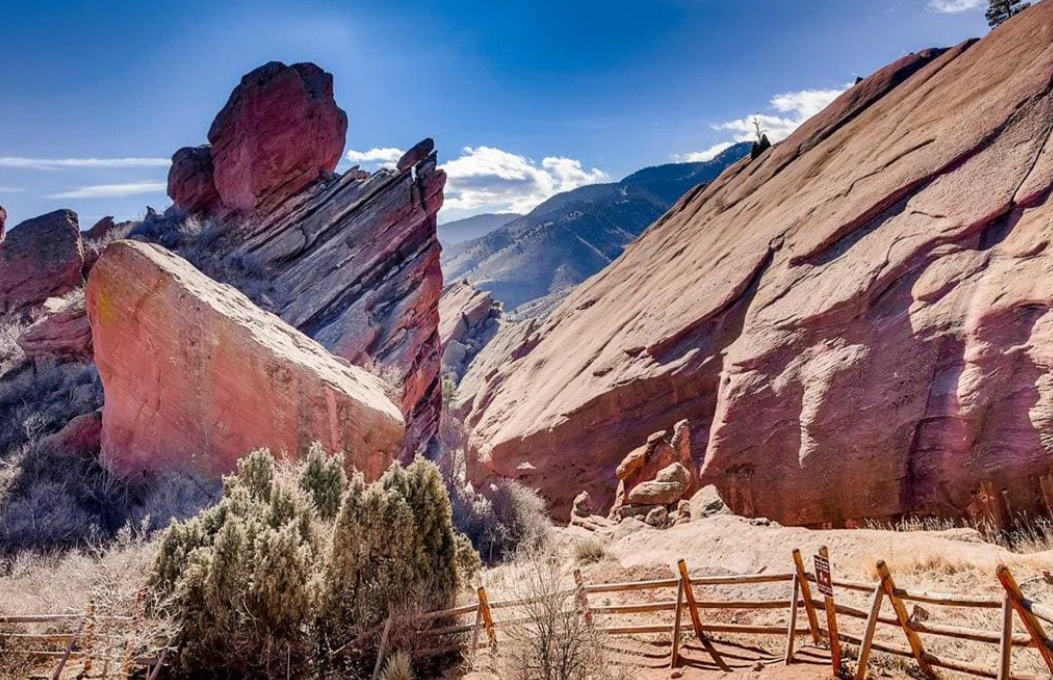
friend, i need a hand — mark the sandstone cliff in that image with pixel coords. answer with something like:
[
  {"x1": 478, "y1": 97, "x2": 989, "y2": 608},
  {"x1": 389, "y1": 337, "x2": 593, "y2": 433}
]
[
  {"x1": 166, "y1": 61, "x2": 445, "y2": 459},
  {"x1": 464, "y1": 8, "x2": 1053, "y2": 525}
]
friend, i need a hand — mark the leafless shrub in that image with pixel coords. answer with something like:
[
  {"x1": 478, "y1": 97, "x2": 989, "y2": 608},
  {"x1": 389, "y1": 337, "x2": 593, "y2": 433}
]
[
  {"x1": 573, "y1": 538, "x2": 606, "y2": 565},
  {"x1": 499, "y1": 549, "x2": 606, "y2": 680},
  {"x1": 450, "y1": 478, "x2": 551, "y2": 564},
  {"x1": 865, "y1": 514, "x2": 1053, "y2": 554}
]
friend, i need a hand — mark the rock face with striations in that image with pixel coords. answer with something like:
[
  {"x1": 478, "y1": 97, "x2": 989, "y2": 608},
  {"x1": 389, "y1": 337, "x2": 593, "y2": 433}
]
[
  {"x1": 86, "y1": 240, "x2": 405, "y2": 479},
  {"x1": 166, "y1": 61, "x2": 445, "y2": 459},
  {"x1": 0, "y1": 209, "x2": 84, "y2": 314},
  {"x1": 439, "y1": 280, "x2": 500, "y2": 379},
  {"x1": 464, "y1": 7, "x2": 1053, "y2": 525}
]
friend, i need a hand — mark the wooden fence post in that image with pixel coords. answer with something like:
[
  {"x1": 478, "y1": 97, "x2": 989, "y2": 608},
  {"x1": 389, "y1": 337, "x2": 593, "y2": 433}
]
[
  {"x1": 816, "y1": 546, "x2": 842, "y2": 677},
  {"x1": 370, "y1": 615, "x2": 394, "y2": 680},
  {"x1": 677, "y1": 559, "x2": 730, "y2": 672},
  {"x1": 997, "y1": 564, "x2": 1053, "y2": 673},
  {"x1": 854, "y1": 584, "x2": 885, "y2": 680},
  {"x1": 477, "y1": 586, "x2": 498, "y2": 653},
  {"x1": 50, "y1": 616, "x2": 86, "y2": 680},
  {"x1": 670, "y1": 576, "x2": 685, "y2": 669},
  {"x1": 876, "y1": 560, "x2": 933, "y2": 676},
  {"x1": 573, "y1": 569, "x2": 593, "y2": 628},
  {"x1": 998, "y1": 594, "x2": 1013, "y2": 680},
  {"x1": 792, "y1": 549, "x2": 822, "y2": 644},
  {"x1": 81, "y1": 598, "x2": 96, "y2": 676},
  {"x1": 784, "y1": 572, "x2": 801, "y2": 664}
]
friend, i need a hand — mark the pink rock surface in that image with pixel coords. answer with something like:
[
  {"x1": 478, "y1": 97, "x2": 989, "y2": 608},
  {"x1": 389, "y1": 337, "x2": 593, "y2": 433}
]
[
  {"x1": 18, "y1": 298, "x2": 92, "y2": 362},
  {"x1": 0, "y1": 205, "x2": 6, "y2": 240},
  {"x1": 87, "y1": 240, "x2": 405, "y2": 479},
  {"x1": 0, "y1": 209, "x2": 84, "y2": 315},
  {"x1": 207, "y1": 61, "x2": 347, "y2": 212},
  {"x1": 464, "y1": 7, "x2": 1053, "y2": 524}
]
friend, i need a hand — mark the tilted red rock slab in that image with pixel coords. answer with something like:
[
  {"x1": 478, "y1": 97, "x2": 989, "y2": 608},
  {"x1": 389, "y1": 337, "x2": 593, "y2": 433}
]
[
  {"x1": 464, "y1": 6, "x2": 1053, "y2": 524},
  {"x1": 86, "y1": 240, "x2": 405, "y2": 478}
]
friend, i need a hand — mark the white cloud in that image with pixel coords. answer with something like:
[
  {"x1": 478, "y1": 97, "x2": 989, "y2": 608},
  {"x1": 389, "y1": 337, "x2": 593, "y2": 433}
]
[
  {"x1": 673, "y1": 142, "x2": 736, "y2": 163},
  {"x1": 675, "y1": 84, "x2": 849, "y2": 163},
  {"x1": 928, "y1": 0, "x2": 983, "y2": 13},
  {"x1": 0, "y1": 157, "x2": 170, "y2": 170},
  {"x1": 345, "y1": 147, "x2": 403, "y2": 168},
  {"x1": 46, "y1": 181, "x2": 167, "y2": 199},
  {"x1": 441, "y1": 146, "x2": 608, "y2": 214},
  {"x1": 0, "y1": 186, "x2": 26, "y2": 193}
]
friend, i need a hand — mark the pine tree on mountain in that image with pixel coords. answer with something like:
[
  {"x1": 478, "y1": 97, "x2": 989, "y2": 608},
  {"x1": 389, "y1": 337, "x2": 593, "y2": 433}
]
[{"x1": 986, "y1": 0, "x2": 1031, "y2": 28}]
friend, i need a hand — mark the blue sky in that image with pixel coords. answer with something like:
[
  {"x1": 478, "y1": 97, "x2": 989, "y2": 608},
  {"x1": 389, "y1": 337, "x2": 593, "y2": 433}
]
[{"x1": 0, "y1": 0, "x2": 994, "y2": 227}]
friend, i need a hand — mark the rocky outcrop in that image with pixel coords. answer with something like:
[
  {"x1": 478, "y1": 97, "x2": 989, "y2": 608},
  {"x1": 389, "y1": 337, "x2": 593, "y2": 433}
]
[
  {"x1": 86, "y1": 240, "x2": 405, "y2": 478},
  {"x1": 439, "y1": 280, "x2": 500, "y2": 379},
  {"x1": 0, "y1": 210, "x2": 84, "y2": 314},
  {"x1": 17, "y1": 297, "x2": 92, "y2": 362},
  {"x1": 165, "y1": 62, "x2": 444, "y2": 459},
  {"x1": 609, "y1": 422, "x2": 698, "y2": 520},
  {"x1": 0, "y1": 205, "x2": 6, "y2": 240},
  {"x1": 168, "y1": 146, "x2": 220, "y2": 215},
  {"x1": 207, "y1": 61, "x2": 347, "y2": 213},
  {"x1": 465, "y1": 7, "x2": 1053, "y2": 525}
]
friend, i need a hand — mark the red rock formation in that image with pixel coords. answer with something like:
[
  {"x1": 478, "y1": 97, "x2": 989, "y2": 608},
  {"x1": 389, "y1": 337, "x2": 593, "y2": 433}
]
[
  {"x1": 0, "y1": 209, "x2": 84, "y2": 314},
  {"x1": 610, "y1": 422, "x2": 697, "y2": 517},
  {"x1": 86, "y1": 240, "x2": 405, "y2": 478},
  {"x1": 207, "y1": 61, "x2": 347, "y2": 213},
  {"x1": 167, "y1": 146, "x2": 220, "y2": 215},
  {"x1": 464, "y1": 7, "x2": 1053, "y2": 525},
  {"x1": 18, "y1": 298, "x2": 92, "y2": 362},
  {"x1": 166, "y1": 62, "x2": 445, "y2": 459},
  {"x1": 439, "y1": 280, "x2": 499, "y2": 378},
  {"x1": 0, "y1": 205, "x2": 6, "y2": 240}
]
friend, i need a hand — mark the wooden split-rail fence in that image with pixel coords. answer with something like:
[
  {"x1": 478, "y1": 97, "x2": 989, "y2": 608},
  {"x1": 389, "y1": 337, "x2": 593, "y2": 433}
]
[
  {"x1": 378, "y1": 547, "x2": 1053, "y2": 680},
  {"x1": 4, "y1": 548, "x2": 1053, "y2": 679}
]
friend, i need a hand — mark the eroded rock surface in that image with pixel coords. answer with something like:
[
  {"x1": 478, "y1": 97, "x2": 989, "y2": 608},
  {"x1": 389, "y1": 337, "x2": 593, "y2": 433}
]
[
  {"x1": 439, "y1": 280, "x2": 500, "y2": 379},
  {"x1": 86, "y1": 240, "x2": 405, "y2": 478},
  {"x1": 465, "y1": 7, "x2": 1053, "y2": 525},
  {"x1": 0, "y1": 210, "x2": 84, "y2": 314}
]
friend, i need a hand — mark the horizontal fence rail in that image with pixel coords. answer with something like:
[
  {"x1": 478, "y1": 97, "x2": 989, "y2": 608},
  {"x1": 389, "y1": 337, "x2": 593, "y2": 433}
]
[{"x1": 5, "y1": 549, "x2": 1053, "y2": 680}]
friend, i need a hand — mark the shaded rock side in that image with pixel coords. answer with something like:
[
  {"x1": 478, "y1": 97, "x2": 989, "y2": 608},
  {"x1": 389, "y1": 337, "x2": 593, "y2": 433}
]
[
  {"x1": 439, "y1": 280, "x2": 500, "y2": 379},
  {"x1": 464, "y1": 7, "x2": 1053, "y2": 524},
  {"x1": 0, "y1": 209, "x2": 84, "y2": 314},
  {"x1": 225, "y1": 144, "x2": 446, "y2": 460},
  {"x1": 86, "y1": 240, "x2": 405, "y2": 479},
  {"x1": 207, "y1": 61, "x2": 347, "y2": 213}
]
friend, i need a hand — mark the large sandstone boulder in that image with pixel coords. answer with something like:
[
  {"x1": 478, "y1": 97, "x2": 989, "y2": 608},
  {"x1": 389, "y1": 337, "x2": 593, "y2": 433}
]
[
  {"x1": 86, "y1": 240, "x2": 405, "y2": 478},
  {"x1": 465, "y1": 6, "x2": 1053, "y2": 524},
  {"x1": 439, "y1": 280, "x2": 500, "y2": 378},
  {"x1": 17, "y1": 297, "x2": 92, "y2": 362},
  {"x1": 207, "y1": 61, "x2": 347, "y2": 213},
  {"x1": 0, "y1": 209, "x2": 84, "y2": 314}
]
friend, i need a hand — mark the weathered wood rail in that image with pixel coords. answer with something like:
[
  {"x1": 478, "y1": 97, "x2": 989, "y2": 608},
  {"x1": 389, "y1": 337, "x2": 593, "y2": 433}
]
[
  {"x1": 5, "y1": 547, "x2": 1052, "y2": 679},
  {"x1": 383, "y1": 547, "x2": 1053, "y2": 680}
]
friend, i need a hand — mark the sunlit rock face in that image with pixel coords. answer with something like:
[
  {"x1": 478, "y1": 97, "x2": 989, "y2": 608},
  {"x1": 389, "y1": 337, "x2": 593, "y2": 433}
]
[{"x1": 463, "y1": 7, "x2": 1053, "y2": 526}]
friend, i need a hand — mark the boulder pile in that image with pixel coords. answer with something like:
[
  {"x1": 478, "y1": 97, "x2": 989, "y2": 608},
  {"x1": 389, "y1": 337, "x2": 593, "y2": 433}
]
[
  {"x1": 609, "y1": 421, "x2": 698, "y2": 527},
  {"x1": 0, "y1": 210, "x2": 84, "y2": 315},
  {"x1": 439, "y1": 280, "x2": 501, "y2": 379}
]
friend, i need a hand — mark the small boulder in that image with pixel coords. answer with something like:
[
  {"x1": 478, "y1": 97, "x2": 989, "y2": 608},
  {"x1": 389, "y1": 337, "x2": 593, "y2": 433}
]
[
  {"x1": 46, "y1": 410, "x2": 103, "y2": 458},
  {"x1": 18, "y1": 298, "x2": 92, "y2": 362},
  {"x1": 627, "y1": 462, "x2": 691, "y2": 506},
  {"x1": 397, "y1": 138, "x2": 435, "y2": 173},
  {"x1": 86, "y1": 240, "x2": 405, "y2": 478},
  {"x1": 572, "y1": 490, "x2": 593, "y2": 517},
  {"x1": 689, "y1": 485, "x2": 729, "y2": 521},
  {"x1": 644, "y1": 506, "x2": 669, "y2": 528},
  {"x1": 207, "y1": 61, "x2": 348, "y2": 212},
  {"x1": 167, "y1": 145, "x2": 221, "y2": 214},
  {"x1": 84, "y1": 216, "x2": 119, "y2": 241},
  {"x1": 0, "y1": 209, "x2": 84, "y2": 314}
]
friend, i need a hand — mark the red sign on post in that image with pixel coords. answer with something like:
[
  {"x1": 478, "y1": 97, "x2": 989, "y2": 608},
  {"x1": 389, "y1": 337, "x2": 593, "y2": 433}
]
[{"x1": 814, "y1": 554, "x2": 833, "y2": 597}]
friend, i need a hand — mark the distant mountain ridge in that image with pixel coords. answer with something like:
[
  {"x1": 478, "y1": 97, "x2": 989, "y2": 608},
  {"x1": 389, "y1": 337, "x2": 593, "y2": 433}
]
[
  {"x1": 441, "y1": 142, "x2": 751, "y2": 312},
  {"x1": 438, "y1": 212, "x2": 521, "y2": 246}
]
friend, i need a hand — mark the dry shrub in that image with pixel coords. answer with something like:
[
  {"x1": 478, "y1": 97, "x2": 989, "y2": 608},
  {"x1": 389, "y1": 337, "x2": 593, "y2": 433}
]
[
  {"x1": 498, "y1": 549, "x2": 608, "y2": 680},
  {"x1": 451, "y1": 478, "x2": 551, "y2": 564},
  {"x1": 573, "y1": 538, "x2": 606, "y2": 565}
]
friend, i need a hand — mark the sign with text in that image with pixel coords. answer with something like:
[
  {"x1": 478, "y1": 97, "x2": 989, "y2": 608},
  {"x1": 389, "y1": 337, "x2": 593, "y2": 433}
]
[{"x1": 813, "y1": 554, "x2": 833, "y2": 597}]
